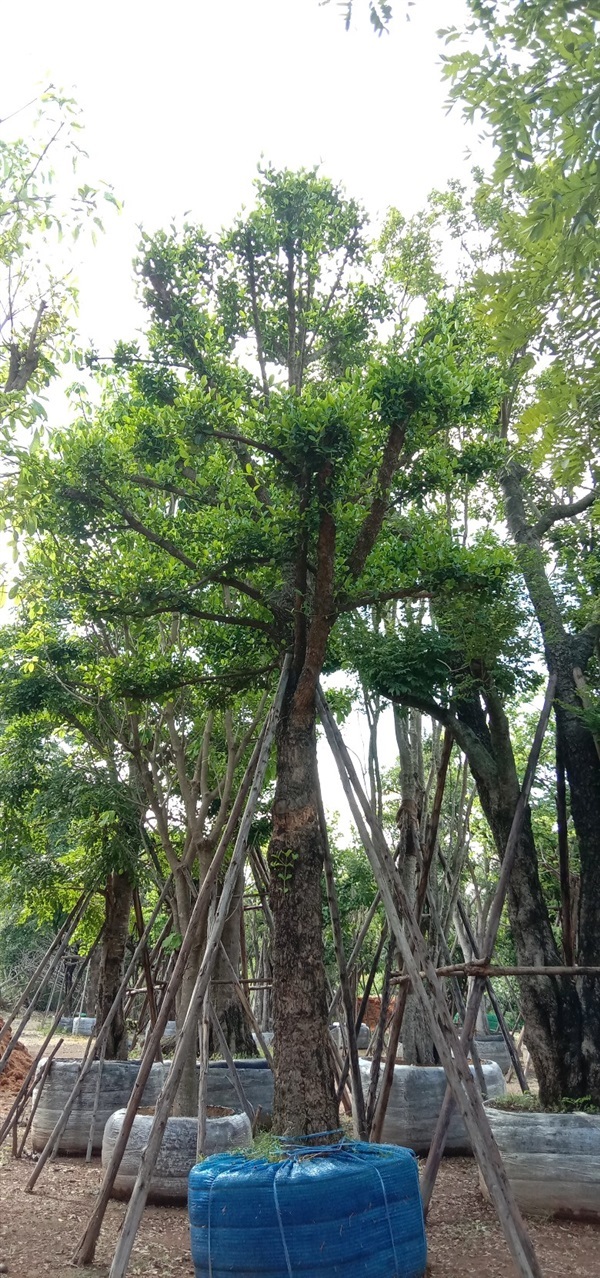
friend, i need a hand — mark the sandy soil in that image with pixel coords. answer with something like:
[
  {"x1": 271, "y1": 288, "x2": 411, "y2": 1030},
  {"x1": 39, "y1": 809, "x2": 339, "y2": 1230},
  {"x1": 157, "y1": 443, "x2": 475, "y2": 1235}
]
[{"x1": 0, "y1": 1016, "x2": 598, "y2": 1277}]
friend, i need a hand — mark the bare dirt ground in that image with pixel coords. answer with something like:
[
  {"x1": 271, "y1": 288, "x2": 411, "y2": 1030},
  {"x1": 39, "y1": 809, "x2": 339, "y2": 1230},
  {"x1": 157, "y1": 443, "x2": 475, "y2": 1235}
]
[{"x1": 1, "y1": 1017, "x2": 599, "y2": 1277}]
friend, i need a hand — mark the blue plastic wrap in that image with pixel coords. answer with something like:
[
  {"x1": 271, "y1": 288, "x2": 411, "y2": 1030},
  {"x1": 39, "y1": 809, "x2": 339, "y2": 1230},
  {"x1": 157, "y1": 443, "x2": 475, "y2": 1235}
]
[{"x1": 188, "y1": 1140, "x2": 426, "y2": 1278}]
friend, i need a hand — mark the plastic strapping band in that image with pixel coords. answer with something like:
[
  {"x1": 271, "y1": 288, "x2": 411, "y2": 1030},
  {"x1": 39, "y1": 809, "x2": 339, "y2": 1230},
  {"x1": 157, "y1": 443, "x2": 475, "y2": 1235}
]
[
  {"x1": 370, "y1": 1162, "x2": 400, "y2": 1278},
  {"x1": 207, "y1": 1174, "x2": 216, "y2": 1278},
  {"x1": 273, "y1": 1163, "x2": 294, "y2": 1278},
  {"x1": 340, "y1": 1148, "x2": 401, "y2": 1278}
]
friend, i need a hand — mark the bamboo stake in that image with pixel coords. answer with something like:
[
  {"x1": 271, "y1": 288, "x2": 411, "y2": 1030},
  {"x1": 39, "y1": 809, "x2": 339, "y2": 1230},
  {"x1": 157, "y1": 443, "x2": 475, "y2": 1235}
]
[
  {"x1": 319, "y1": 784, "x2": 368, "y2": 1140},
  {"x1": 556, "y1": 735, "x2": 574, "y2": 966},
  {"x1": 73, "y1": 662, "x2": 288, "y2": 1275},
  {"x1": 0, "y1": 890, "x2": 91, "y2": 1063},
  {"x1": 196, "y1": 991, "x2": 210, "y2": 1161},
  {"x1": 0, "y1": 932, "x2": 103, "y2": 1148},
  {"x1": 334, "y1": 924, "x2": 387, "y2": 1102},
  {"x1": 328, "y1": 889, "x2": 382, "y2": 1020},
  {"x1": 364, "y1": 938, "x2": 395, "y2": 1130},
  {"x1": 132, "y1": 888, "x2": 160, "y2": 1033},
  {"x1": 392, "y1": 962, "x2": 600, "y2": 981},
  {"x1": 438, "y1": 850, "x2": 528, "y2": 1092},
  {"x1": 208, "y1": 1003, "x2": 255, "y2": 1125},
  {"x1": 14, "y1": 1038, "x2": 64, "y2": 1159},
  {"x1": 318, "y1": 689, "x2": 544, "y2": 1278},
  {"x1": 23, "y1": 879, "x2": 172, "y2": 1187},
  {"x1": 420, "y1": 674, "x2": 557, "y2": 1214},
  {"x1": 370, "y1": 731, "x2": 453, "y2": 1143},
  {"x1": 218, "y1": 944, "x2": 274, "y2": 1069},
  {"x1": 86, "y1": 1035, "x2": 108, "y2": 1162}
]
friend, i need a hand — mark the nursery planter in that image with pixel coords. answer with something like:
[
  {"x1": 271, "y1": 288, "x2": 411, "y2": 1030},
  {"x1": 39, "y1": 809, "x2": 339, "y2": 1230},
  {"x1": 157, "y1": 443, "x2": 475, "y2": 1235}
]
[
  {"x1": 188, "y1": 1141, "x2": 427, "y2": 1278},
  {"x1": 482, "y1": 1106, "x2": 600, "y2": 1221},
  {"x1": 103, "y1": 1107, "x2": 252, "y2": 1204},
  {"x1": 359, "y1": 1060, "x2": 505, "y2": 1153},
  {"x1": 472, "y1": 1033, "x2": 513, "y2": 1077},
  {"x1": 31, "y1": 1058, "x2": 168, "y2": 1154},
  {"x1": 72, "y1": 1016, "x2": 96, "y2": 1037},
  {"x1": 207, "y1": 1059, "x2": 274, "y2": 1115},
  {"x1": 330, "y1": 1022, "x2": 371, "y2": 1051}
]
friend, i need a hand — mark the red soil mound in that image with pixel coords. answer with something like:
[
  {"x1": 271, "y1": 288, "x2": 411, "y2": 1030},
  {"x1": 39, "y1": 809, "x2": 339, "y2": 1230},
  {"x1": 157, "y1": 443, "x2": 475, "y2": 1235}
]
[
  {"x1": 0, "y1": 1018, "x2": 34, "y2": 1096},
  {"x1": 358, "y1": 995, "x2": 398, "y2": 1031}
]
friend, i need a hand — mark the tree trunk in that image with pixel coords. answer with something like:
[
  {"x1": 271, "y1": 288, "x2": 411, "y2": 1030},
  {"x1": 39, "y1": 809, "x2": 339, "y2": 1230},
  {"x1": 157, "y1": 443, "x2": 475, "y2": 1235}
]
[
  {"x1": 501, "y1": 463, "x2": 600, "y2": 1102},
  {"x1": 553, "y1": 648, "x2": 600, "y2": 1102},
  {"x1": 96, "y1": 872, "x2": 134, "y2": 1061},
  {"x1": 394, "y1": 708, "x2": 436, "y2": 1065},
  {"x1": 84, "y1": 946, "x2": 102, "y2": 1017},
  {"x1": 210, "y1": 867, "x2": 258, "y2": 1057},
  {"x1": 268, "y1": 697, "x2": 337, "y2": 1135},
  {"x1": 172, "y1": 867, "x2": 204, "y2": 1117},
  {"x1": 456, "y1": 692, "x2": 586, "y2": 1106}
]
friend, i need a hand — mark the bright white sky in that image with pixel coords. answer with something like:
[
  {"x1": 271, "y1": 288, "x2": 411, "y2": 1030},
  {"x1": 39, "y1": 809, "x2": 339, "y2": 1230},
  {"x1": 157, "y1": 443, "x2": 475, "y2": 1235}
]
[{"x1": 3, "y1": 0, "x2": 488, "y2": 831}]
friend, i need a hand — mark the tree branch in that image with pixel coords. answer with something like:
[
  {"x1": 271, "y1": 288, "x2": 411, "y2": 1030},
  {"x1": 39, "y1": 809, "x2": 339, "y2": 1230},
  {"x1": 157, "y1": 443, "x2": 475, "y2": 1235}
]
[
  {"x1": 347, "y1": 422, "x2": 407, "y2": 580},
  {"x1": 534, "y1": 488, "x2": 599, "y2": 536}
]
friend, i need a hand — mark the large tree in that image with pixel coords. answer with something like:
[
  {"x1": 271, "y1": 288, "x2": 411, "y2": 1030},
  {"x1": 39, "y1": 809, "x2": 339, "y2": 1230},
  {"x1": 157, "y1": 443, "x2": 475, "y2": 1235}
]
[{"x1": 8, "y1": 168, "x2": 500, "y2": 1133}]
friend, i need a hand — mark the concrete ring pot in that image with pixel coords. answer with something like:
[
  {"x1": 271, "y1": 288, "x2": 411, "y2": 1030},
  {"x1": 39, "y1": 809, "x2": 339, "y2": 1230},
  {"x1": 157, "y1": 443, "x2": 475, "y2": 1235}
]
[
  {"x1": 103, "y1": 1106, "x2": 252, "y2": 1204},
  {"x1": 471, "y1": 1033, "x2": 513, "y2": 1077},
  {"x1": 206, "y1": 1059, "x2": 274, "y2": 1116},
  {"x1": 359, "y1": 1059, "x2": 505, "y2": 1153},
  {"x1": 482, "y1": 1105, "x2": 600, "y2": 1221},
  {"x1": 330, "y1": 1023, "x2": 371, "y2": 1051},
  {"x1": 72, "y1": 1015, "x2": 96, "y2": 1037},
  {"x1": 31, "y1": 1058, "x2": 168, "y2": 1154}
]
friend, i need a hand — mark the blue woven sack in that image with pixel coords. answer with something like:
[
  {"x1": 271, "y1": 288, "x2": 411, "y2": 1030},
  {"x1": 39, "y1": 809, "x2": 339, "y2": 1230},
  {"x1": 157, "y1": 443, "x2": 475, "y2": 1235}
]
[{"x1": 188, "y1": 1139, "x2": 426, "y2": 1278}]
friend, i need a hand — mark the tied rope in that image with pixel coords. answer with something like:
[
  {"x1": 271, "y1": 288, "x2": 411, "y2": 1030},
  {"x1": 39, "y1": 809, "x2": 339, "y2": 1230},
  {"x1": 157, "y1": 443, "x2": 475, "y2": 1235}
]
[{"x1": 207, "y1": 1134, "x2": 404, "y2": 1278}]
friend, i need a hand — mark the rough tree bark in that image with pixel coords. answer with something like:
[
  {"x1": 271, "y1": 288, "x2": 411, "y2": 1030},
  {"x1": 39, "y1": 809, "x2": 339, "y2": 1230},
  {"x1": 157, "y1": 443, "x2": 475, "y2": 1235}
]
[
  {"x1": 385, "y1": 676, "x2": 589, "y2": 1104},
  {"x1": 269, "y1": 691, "x2": 338, "y2": 1135},
  {"x1": 501, "y1": 463, "x2": 600, "y2": 1102},
  {"x1": 210, "y1": 867, "x2": 258, "y2": 1057},
  {"x1": 394, "y1": 708, "x2": 436, "y2": 1065},
  {"x1": 96, "y1": 872, "x2": 134, "y2": 1060},
  {"x1": 452, "y1": 689, "x2": 586, "y2": 1105}
]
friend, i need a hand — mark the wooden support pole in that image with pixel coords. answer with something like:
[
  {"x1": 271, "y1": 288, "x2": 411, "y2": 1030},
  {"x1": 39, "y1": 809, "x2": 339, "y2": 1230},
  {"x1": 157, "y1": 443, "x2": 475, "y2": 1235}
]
[
  {"x1": 556, "y1": 735, "x2": 575, "y2": 966},
  {"x1": 22, "y1": 879, "x2": 172, "y2": 1184},
  {"x1": 14, "y1": 1038, "x2": 64, "y2": 1159},
  {"x1": 370, "y1": 731, "x2": 453, "y2": 1143},
  {"x1": 438, "y1": 851, "x2": 529, "y2": 1092},
  {"x1": 420, "y1": 674, "x2": 557, "y2": 1214},
  {"x1": 196, "y1": 991, "x2": 210, "y2": 1161},
  {"x1": 208, "y1": 1002, "x2": 255, "y2": 1125},
  {"x1": 335, "y1": 923, "x2": 387, "y2": 1102},
  {"x1": 218, "y1": 944, "x2": 274, "y2": 1069},
  {"x1": 328, "y1": 889, "x2": 382, "y2": 1020},
  {"x1": 364, "y1": 938, "x2": 395, "y2": 1131},
  {"x1": 72, "y1": 662, "x2": 288, "y2": 1276},
  {"x1": 319, "y1": 784, "x2": 368, "y2": 1140},
  {"x1": 132, "y1": 888, "x2": 160, "y2": 1032},
  {"x1": 0, "y1": 931, "x2": 103, "y2": 1149},
  {"x1": 0, "y1": 890, "x2": 91, "y2": 1067},
  {"x1": 393, "y1": 962, "x2": 600, "y2": 981},
  {"x1": 318, "y1": 687, "x2": 544, "y2": 1278},
  {"x1": 86, "y1": 1035, "x2": 108, "y2": 1162}
]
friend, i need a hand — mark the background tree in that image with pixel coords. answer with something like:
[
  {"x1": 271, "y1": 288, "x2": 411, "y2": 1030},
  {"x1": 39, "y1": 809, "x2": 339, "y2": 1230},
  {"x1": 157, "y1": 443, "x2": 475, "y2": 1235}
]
[{"x1": 0, "y1": 88, "x2": 118, "y2": 437}]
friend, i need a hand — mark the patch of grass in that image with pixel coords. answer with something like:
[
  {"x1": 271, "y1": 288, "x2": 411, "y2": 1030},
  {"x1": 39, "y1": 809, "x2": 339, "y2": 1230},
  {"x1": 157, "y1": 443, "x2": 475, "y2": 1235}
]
[
  {"x1": 230, "y1": 1131, "x2": 285, "y2": 1162},
  {"x1": 489, "y1": 1093, "x2": 600, "y2": 1115}
]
